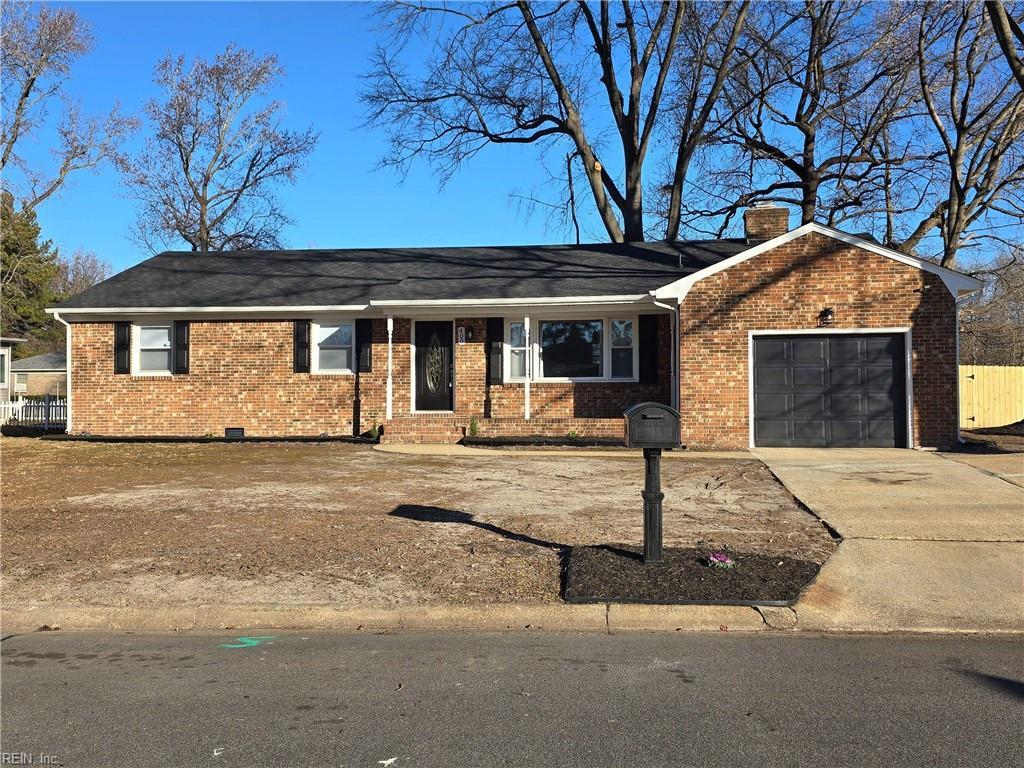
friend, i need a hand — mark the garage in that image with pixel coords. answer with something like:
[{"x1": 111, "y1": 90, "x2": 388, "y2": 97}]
[{"x1": 752, "y1": 333, "x2": 908, "y2": 448}]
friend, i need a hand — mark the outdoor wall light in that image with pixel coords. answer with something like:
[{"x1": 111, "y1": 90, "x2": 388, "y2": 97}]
[{"x1": 818, "y1": 307, "x2": 835, "y2": 327}]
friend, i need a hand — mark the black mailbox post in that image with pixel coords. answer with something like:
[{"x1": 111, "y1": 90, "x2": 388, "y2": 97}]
[{"x1": 624, "y1": 402, "x2": 681, "y2": 564}]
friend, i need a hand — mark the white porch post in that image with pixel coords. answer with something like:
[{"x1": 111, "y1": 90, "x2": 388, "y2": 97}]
[
  {"x1": 524, "y1": 315, "x2": 531, "y2": 420},
  {"x1": 386, "y1": 315, "x2": 394, "y2": 420}
]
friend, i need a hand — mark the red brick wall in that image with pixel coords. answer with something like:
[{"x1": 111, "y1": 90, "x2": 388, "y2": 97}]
[
  {"x1": 678, "y1": 231, "x2": 957, "y2": 449},
  {"x1": 71, "y1": 320, "x2": 391, "y2": 437},
  {"x1": 69, "y1": 314, "x2": 672, "y2": 437}
]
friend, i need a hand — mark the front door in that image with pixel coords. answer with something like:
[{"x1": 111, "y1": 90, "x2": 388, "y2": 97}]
[{"x1": 415, "y1": 321, "x2": 453, "y2": 411}]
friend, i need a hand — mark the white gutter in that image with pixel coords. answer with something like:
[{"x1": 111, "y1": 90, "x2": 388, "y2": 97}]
[
  {"x1": 51, "y1": 310, "x2": 72, "y2": 433},
  {"x1": 369, "y1": 294, "x2": 651, "y2": 309},
  {"x1": 46, "y1": 305, "x2": 371, "y2": 316}
]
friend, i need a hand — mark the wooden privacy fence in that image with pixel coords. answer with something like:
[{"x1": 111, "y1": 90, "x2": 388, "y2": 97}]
[
  {"x1": 0, "y1": 396, "x2": 68, "y2": 428},
  {"x1": 959, "y1": 366, "x2": 1024, "y2": 429}
]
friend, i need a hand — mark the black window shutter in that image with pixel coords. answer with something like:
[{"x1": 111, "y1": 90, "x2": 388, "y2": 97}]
[
  {"x1": 172, "y1": 320, "x2": 190, "y2": 374},
  {"x1": 355, "y1": 318, "x2": 373, "y2": 373},
  {"x1": 113, "y1": 321, "x2": 131, "y2": 374},
  {"x1": 638, "y1": 314, "x2": 659, "y2": 385},
  {"x1": 293, "y1": 320, "x2": 310, "y2": 373},
  {"x1": 486, "y1": 317, "x2": 504, "y2": 385}
]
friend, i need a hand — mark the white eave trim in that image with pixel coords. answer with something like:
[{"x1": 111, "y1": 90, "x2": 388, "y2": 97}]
[
  {"x1": 46, "y1": 304, "x2": 372, "y2": 316},
  {"x1": 46, "y1": 295, "x2": 657, "y2": 317},
  {"x1": 652, "y1": 222, "x2": 984, "y2": 302},
  {"x1": 369, "y1": 294, "x2": 652, "y2": 308}
]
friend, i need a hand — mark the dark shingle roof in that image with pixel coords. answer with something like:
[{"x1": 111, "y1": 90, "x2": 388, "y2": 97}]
[
  {"x1": 11, "y1": 351, "x2": 66, "y2": 371},
  {"x1": 54, "y1": 240, "x2": 749, "y2": 309}
]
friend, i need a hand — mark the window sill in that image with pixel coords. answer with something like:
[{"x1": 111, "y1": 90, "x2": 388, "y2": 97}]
[
  {"x1": 311, "y1": 370, "x2": 355, "y2": 376},
  {"x1": 504, "y1": 378, "x2": 640, "y2": 385},
  {"x1": 131, "y1": 372, "x2": 174, "y2": 378}
]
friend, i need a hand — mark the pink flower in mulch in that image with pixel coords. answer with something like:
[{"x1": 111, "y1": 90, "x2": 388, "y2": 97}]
[{"x1": 706, "y1": 552, "x2": 735, "y2": 569}]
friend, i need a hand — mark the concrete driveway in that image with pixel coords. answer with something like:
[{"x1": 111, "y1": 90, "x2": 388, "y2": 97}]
[{"x1": 754, "y1": 448, "x2": 1024, "y2": 634}]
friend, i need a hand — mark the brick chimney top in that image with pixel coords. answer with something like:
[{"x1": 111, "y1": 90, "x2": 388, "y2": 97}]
[{"x1": 743, "y1": 203, "x2": 790, "y2": 242}]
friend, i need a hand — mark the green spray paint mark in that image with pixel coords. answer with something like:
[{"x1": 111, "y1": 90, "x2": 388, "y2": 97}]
[{"x1": 220, "y1": 636, "x2": 277, "y2": 649}]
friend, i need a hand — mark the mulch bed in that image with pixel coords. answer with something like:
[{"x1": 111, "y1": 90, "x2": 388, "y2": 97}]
[{"x1": 563, "y1": 545, "x2": 821, "y2": 606}]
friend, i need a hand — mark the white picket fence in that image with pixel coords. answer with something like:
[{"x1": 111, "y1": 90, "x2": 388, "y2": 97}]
[{"x1": 0, "y1": 396, "x2": 67, "y2": 428}]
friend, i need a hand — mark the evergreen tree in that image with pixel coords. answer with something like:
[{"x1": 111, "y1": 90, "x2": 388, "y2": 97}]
[{"x1": 1, "y1": 190, "x2": 60, "y2": 355}]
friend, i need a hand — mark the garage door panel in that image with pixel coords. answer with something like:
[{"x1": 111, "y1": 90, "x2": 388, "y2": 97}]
[
  {"x1": 755, "y1": 367, "x2": 790, "y2": 390},
  {"x1": 830, "y1": 393, "x2": 864, "y2": 416},
  {"x1": 755, "y1": 393, "x2": 790, "y2": 416},
  {"x1": 755, "y1": 339, "x2": 790, "y2": 364},
  {"x1": 865, "y1": 336, "x2": 900, "y2": 362},
  {"x1": 793, "y1": 338, "x2": 826, "y2": 362},
  {"x1": 830, "y1": 337, "x2": 864, "y2": 361},
  {"x1": 867, "y1": 420, "x2": 896, "y2": 444},
  {"x1": 830, "y1": 366, "x2": 863, "y2": 389},
  {"x1": 793, "y1": 367, "x2": 826, "y2": 390},
  {"x1": 866, "y1": 366, "x2": 896, "y2": 391},
  {"x1": 830, "y1": 420, "x2": 866, "y2": 445},
  {"x1": 792, "y1": 392, "x2": 826, "y2": 415},
  {"x1": 793, "y1": 420, "x2": 827, "y2": 444},
  {"x1": 752, "y1": 334, "x2": 906, "y2": 448},
  {"x1": 755, "y1": 419, "x2": 791, "y2": 444}
]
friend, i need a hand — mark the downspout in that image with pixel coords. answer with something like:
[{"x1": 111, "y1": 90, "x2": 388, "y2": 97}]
[
  {"x1": 52, "y1": 310, "x2": 71, "y2": 433},
  {"x1": 524, "y1": 315, "x2": 531, "y2": 420},
  {"x1": 651, "y1": 298, "x2": 679, "y2": 412},
  {"x1": 386, "y1": 316, "x2": 394, "y2": 421},
  {"x1": 955, "y1": 294, "x2": 966, "y2": 445}
]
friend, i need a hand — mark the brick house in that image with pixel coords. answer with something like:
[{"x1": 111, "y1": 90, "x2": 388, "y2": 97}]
[
  {"x1": 48, "y1": 206, "x2": 980, "y2": 449},
  {"x1": 10, "y1": 351, "x2": 67, "y2": 397}
]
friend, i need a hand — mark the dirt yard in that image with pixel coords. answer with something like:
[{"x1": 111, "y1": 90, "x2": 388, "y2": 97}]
[{"x1": 1, "y1": 439, "x2": 836, "y2": 607}]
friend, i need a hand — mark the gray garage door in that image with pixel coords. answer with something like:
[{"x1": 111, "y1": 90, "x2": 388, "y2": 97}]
[{"x1": 753, "y1": 334, "x2": 907, "y2": 447}]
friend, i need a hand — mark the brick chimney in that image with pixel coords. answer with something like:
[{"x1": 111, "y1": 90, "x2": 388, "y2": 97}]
[{"x1": 743, "y1": 203, "x2": 790, "y2": 242}]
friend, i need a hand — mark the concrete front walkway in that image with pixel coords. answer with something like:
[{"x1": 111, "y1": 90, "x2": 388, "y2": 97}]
[{"x1": 755, "y1": 448, "x2": 1024, "y2": 634}]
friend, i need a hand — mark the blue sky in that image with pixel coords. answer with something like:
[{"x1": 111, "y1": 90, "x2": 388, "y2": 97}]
[{"x1": 22, "y1": 1, "x2": 589, "y2": 272}]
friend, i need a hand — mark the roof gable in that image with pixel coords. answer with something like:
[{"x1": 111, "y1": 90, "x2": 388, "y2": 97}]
[{"x1": 652, "y1": 223, "x2": 983, "y2": 301}]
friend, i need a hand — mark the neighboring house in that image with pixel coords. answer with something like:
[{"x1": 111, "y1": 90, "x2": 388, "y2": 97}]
[
  {"x1": 10, "y1": 351, "x2": 67, "y2": 397},
  {"x1": 47, "y1": 206, "x2": 981, "y2": 449},
  {"x1": 0, "y1": 337, "x2": 25, "y2": 401}
]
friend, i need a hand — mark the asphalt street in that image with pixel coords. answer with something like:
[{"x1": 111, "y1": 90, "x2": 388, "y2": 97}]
[{"x1": 1, "y1": 631, "x2": 1021, "y2": 767}]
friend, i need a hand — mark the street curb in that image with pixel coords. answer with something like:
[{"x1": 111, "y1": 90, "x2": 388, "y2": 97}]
[{"x1": 1, "y1": 602, "x2": 768, "y2": 634}]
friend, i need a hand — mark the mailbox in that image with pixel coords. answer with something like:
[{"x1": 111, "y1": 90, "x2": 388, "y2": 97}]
[{"x1": 624, "y1": 402, "x2": 681, "y2": 450}]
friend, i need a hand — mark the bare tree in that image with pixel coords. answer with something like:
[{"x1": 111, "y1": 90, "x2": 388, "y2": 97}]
[
  {"x1": 960, "y1": 247, "x2": 1024, "y2": 365},
  {"x1": 123, "y1": 45, "x2": 319, "y2": 253},
  {"x1": 52, "y1": 248, "x2": 110, "y2": 297},
  {"x1": 899, "y1": 0, "x2": 1024, "y2": 267},
  {"x1": 683, "y1": 1, "x2": 921, "y2": 236},
  {"x1": 364, "y1": 1, "x2": 758, "y2": 243},
  {"x1": 0, "y1": 1, "x2": 135, "y2": 212},
  {"x1": 985, "y1": 0, "x2": 1024, "y2": 92}
]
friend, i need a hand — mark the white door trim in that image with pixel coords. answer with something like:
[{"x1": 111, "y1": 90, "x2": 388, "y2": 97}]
[{"x1": 410, "y1": 319, "x2": 456, "y2": 414}]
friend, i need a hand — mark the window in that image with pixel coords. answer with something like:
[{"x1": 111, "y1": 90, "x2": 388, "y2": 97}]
[
  {"x1": 0, "y1": 351, "x2": 5, "y2": 384},
  {"x1": 15, "y1": 373, "x2": 28, "y2": 391},
  {"x1": 139, "y1": 325, "x2": 172, "y2": 373},
  {"x1": 610, "y1": 319, "x2": 634, "y2": 379},
  {"x1": 508, "y1": 316, "x2": 640, "y2": 382},
  {"x1": 539, "y1": 319, "x2": 603, "y2": 379},
  {"x1": 316, "y1": 322, "x2": 354, "y2": 372},
  {"x1": 508, "y1": 321, "x2": 528, "y2": 380}
]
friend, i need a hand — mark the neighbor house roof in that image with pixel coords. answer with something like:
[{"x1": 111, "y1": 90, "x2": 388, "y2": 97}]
[
  {"x1": 11, "y1": 351, "x2": 67, "y2": 372},
  {"x1": 52, "y1": 240, "x2": 749, "y2": 310}
]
